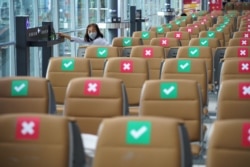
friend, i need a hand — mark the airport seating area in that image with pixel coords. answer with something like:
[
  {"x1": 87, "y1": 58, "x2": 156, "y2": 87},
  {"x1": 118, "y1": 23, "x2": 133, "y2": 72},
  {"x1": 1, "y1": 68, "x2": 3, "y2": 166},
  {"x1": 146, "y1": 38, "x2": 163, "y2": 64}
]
[{"x1": 1, "y1": 2, "x2": 250, "y2": 167}]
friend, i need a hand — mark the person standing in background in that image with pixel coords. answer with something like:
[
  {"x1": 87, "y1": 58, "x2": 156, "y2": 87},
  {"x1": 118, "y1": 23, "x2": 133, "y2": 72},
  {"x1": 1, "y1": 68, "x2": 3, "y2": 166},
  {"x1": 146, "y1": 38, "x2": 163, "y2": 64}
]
[{"x1": 59, "y1": 23, "x2": 109, "y2": 46}]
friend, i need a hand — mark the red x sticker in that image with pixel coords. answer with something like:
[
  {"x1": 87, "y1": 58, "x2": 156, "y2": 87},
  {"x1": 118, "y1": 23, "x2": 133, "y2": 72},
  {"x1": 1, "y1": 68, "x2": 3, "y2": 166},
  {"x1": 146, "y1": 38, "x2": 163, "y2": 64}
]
[
  {"x1": 143, "y1": 48, "x2": 154, "y2": 58},
  {"x1": 243, "y1": 32, "x2": 250, "y2": 38},
  {"x1": 174, "y1": 32, "x2": 182, "y2": 39},
  {"x1": 238, "y1": 48, "x2": 248, "y2": 57},
  {"x1": 240, "y1": 39, "x2": 248, "y2": 46},
  {"x1": 242, "y1": 123, "x2": 250, "y2": 147},
  {"x1": 239, "y1": 82, "x2": 250, "y2": 99},
  {"x1": 120, "y1": 60, "x2": 134, "y2": 73},
  {"x1": 16, "y1": 117, "x2": 40, "y2": 140},
  {"x1": 239, "y1": 61, "x2": 250, "y2": 73},
  {"x1": 160, "y1": 38, "x2": 169, "y2": 47},
  {"x1": 83, "y1": 80, "x2": 101, "y2": 96}
]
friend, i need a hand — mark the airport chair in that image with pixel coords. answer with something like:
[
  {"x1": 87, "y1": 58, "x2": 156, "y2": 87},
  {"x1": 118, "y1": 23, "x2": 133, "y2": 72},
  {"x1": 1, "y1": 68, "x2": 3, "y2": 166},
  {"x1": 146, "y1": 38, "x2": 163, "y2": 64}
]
[
  {"x1": 111, "y1": 37, "x2": 142, "y2": 57},
  {"x1": 209, "y1": 27, "x2": 231, "y2": 46},
  {"x1": 160, "y1": 58, "x2": 208, "y2": 116},
  {"x1": 130, "y1": 45, "x2": 165, "y2": 79},
  {"x1": 199, "y1": 31, "x2": 225, "y2": 47},
  {"x1": 193, "y1": 21, "x2": 208, "y2": 31},
  {"x1": 176, "y1": 46, "x2": 213, "y2": 91},
  {"x1": 228, "y1": 38, "x2": 250, "y2": 46},
  {"x1": 220, "y1": 58, "x2": 250, "y2": 84},
  {"x1": 77, "y1": 46, "x2": 88, "y2": 57},
  {"x1": 206, "y1": 119, "x2": 250, "y2": 167},
  {"x1": 103, "y1": 57, "x2": 149, "y2": 116},
  {"x1": 139, "y1": 79, "x2": 203, "y2": 157},
  {"x1": 149, "y1": 26, "x2": 170, "y2": 37},
  {"x1": 233, "y1": 31, "x2": 250, "y2": 38},
  {"x1": 166, "y1": 31, "x2": 191, "y2": 46},
  {"x1": 150, "y1": 37, "x2": 181, "y2": 58},
  {"x1": 162, "y1": 22, "x2": 179, "y2": 31},
  {"x1": 84, "y1": 46, "x2": 119, "y2": 77},
  {"x1": 92, "y1": 116, "x2": 192, "y2": 167},
  {"x1": 170, "y1": 19, "x2": 187, "y2": 28},
  {"x1": 132, "y1": 31, "x2": 157, "y2": 45},
  {"x1": 217, "y1": 79, "x2": 250, "y2": 120},
  {"x1": 214, "y1": 46, "x2": 250, "y2": 92},
  {"x1": 0, "y1": 76, "x2": 56, "y2": 115},
  {"x1": 64, "y1": 77, "x2": 129, "y2": 134},
  {"x1": 46, "y1": 57, "x2": 91, "y2": 114},
  {"x1": 179, "y1": 26, "x2": 200, "y2": 38},
  {"x1": 238, "y1": 26, "x2": 250, "y2": 32},
  {"x1": 0, "y1": 113, "x2": 85, "y2": 167},
  {"x1": 189, "y1": 38, "x2": 221, "y2": 57},
  {"x1": 197, "y1": 16, "x2": 213, "y2": 28}
]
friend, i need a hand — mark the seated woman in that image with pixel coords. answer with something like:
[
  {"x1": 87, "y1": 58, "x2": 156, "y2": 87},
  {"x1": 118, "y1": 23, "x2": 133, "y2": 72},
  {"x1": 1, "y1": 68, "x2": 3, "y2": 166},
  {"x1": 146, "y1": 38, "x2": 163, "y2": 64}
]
[{"x1": 59, "y1": 23, "x2": 109, "y2": 46}]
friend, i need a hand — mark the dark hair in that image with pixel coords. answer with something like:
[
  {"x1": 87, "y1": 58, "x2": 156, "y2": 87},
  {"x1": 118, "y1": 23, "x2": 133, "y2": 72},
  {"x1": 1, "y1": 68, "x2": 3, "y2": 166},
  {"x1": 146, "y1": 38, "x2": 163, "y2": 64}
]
[
  {"x1": 84, "y1": 23, "x2": 104, "y2": 42},
  {"x1": 180, "y1": 13, "x2": 187, "y2": 16}
]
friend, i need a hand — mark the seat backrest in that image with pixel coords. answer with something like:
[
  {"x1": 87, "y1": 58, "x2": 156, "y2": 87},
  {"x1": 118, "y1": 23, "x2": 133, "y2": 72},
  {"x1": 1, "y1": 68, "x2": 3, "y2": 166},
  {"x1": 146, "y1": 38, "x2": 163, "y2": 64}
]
[
  {"x1": 64, "y1": 77, "x2": 128, "y2": 134},
  {"x1": 0, "y1": 114, "x2": 85, "y2": 167},
  {"x1": 228, "y1": 38, "x2": 250, "y2": 46},
  {"x1": 193, "y1": 21, "x2": 207, "y2": 31},
  {"x1": 238, "y1": 26, "x2": 250, "y2": 32},
  {"x1": 130, "y1": 45, "x2": 165, "y2": 79},
  {"x1": 199, "y1": 31, "x2": 225, "y2": 47},
  {"x1": 132, "y1": 31, "x2": 157, "y2": 45},
  {"x1": 150, "y1": 37, "x2": 181, "y2": 58},
  {"x1": 164, "y1": 22, "x2": 180, "y2": 31},
  {"x1": 233, "y1": 31, "x2": 250, "y2": 38},
  {"x1": 217, "y1": 80, "x2": 250, "y2": 120},
  {"x1": 166, "y1": 31, "x2": 191, "y2": 46},
  {"x1": 224, "y1": 46, "x2": 250, "y2": 59},
  {"x1": 160, "y1": 58, "x2": 208, "y2": 106},
  {"x1": 179, "y1": 26, "x2": 200, "y2": 38},
  {"x1": 206, "y1": 119, "x2": 250, "y2": 167},
  {"x1": 46, "y1": 57, "x2": 91, "y2": 104},
  {"x1": 77, "y1": 46, "x2": 88, "y2": 57},
  {"x1": 140, "y1": 79, "x2": 202, "y2": 143},
  {"x1": 111, "y1": 37, "x2": 142, "y2": 57},
  {"x1": 84, "y1": 46, "x2": 119, "y2": 76},
  {"x1": 197, "y1": 16, "x2": 213, "y2": 27},
  {"x1": 189, "y1": 38, "x2": 221, "y2": 56},
  {"x1": 0, "y1": 77, "x2": 56, "y2": 114},
  {"x1": 220, "y1": 58, "x2": 250, "y2": 84},
  {"x1": 209, "y1": 27, "x2": 230, "y2": 46},
  {"x1": 149, "y1": 26, "x2": 170, "y2": 37},
  {"x1": 103, "y1": 57, "x2": 149, "y2": 106},
  {"x1": 92, "y1": 116, "x2": 192, "y2": 167},
  {"x1": 176, "y1": 46, "x2": 213, "y2": 85}
]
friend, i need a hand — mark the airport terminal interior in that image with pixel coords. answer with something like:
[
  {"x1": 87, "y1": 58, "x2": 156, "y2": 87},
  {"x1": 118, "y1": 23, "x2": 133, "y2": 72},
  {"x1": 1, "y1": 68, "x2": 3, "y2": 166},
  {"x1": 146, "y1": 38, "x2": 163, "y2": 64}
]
[{"x1": 0, "y1": 0, "x2": 250, "y2": 167}]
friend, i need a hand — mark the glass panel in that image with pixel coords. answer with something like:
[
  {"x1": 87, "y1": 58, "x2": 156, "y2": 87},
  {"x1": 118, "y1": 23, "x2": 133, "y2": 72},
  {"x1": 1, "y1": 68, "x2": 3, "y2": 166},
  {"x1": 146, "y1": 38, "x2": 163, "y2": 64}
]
[
  {"x1": 14, "y1": 0, "x2": 35, "y2": 27},
  {"x1": 59, "y1": 0, "x2": 72, "y2": 31},
  {"x1": 0, "y1": 45, "x2": 12, "y2": 77},
  {"x1": 77, "y1": 0, "x2": 88, "y2": 28},
  {"x1": 0, "y1": 0, "x2": 10, "y2": 43},
  {"x1": 38, "y1": 0, "x2": 52, "y2": 24},
  {"x1": 89, "y1": 0, "x2": 98, "y2": 23}
]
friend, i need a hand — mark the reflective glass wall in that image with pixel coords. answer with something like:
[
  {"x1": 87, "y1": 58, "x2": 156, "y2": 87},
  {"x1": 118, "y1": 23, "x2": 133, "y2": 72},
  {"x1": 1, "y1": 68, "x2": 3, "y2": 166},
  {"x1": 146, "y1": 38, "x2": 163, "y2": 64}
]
[{"x1": 0, "y1": 0, "x2": 185, "y2": 77}]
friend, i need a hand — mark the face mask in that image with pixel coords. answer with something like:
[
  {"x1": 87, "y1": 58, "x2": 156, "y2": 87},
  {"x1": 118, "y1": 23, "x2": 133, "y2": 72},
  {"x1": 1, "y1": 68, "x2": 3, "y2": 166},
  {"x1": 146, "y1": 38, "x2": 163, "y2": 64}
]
[{"x1": 88, "y1": 32, "x2": 97, "y2": 40}]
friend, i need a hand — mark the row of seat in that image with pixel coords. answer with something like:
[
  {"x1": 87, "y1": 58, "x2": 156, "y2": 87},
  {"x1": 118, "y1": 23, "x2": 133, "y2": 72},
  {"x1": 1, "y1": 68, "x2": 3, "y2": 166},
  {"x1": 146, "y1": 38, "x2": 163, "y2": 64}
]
[{"x1": 1, "y1": 113, "x2": 249, "y2": 167}]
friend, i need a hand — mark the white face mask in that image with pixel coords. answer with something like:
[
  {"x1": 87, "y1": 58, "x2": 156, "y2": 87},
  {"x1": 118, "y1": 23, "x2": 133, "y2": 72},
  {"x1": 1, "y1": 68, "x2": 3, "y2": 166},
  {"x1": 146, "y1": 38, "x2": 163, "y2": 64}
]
[{"x1": 88, "y1": 32, "x2": 97, "y2": 40}]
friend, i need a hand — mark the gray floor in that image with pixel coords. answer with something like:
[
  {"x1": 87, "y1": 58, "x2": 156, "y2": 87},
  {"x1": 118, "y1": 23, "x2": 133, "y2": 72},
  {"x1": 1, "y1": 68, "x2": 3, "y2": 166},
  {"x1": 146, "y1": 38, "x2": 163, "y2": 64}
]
[{"x1": 193, "y1": 92, "x2": 218, "y2": 167}]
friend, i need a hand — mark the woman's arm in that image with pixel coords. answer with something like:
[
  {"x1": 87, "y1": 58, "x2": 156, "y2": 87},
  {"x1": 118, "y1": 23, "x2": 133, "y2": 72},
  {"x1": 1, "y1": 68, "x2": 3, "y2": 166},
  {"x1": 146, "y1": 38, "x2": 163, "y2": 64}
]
[{"x1": 58, "y1": 33, "x2": 89, "y2": 44}]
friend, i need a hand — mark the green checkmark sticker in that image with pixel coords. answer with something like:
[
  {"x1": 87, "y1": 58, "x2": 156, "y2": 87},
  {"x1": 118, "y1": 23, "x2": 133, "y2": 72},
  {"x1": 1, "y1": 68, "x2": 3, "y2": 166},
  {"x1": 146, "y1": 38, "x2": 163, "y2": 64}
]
[
  {"x1": 61, "y1": 59, "x2": 75, "y2": 71},
  {"x1": 126, "y1": 121, "x2": 151, "y2": 145},
  {"x1": 122, "y1": 37, "x2": 132, "y2": 46},
  {"x1": 11, "y1": 80, "x2": 29, "y2": 96},
  {"x1": 97, "y1": 48, "x2": 108, "y2": 58}
]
